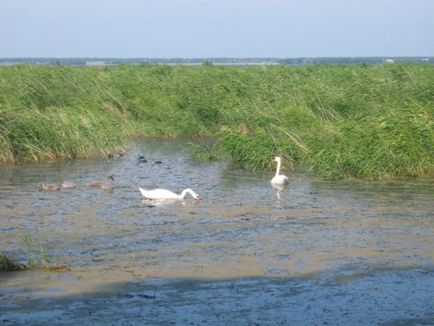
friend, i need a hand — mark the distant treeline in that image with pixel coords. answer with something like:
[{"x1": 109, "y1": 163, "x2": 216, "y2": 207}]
[
  {"x1": 0, "y1": 63, "x2": 433, "y2": 178},
  {"x1": 0, "y1": 57, "x2": 433, "y2": 66}
]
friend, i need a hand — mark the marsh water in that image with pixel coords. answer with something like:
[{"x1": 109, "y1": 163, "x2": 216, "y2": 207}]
[{"x1": 1, "y1": 140, "x2": 433, "y2": 325}]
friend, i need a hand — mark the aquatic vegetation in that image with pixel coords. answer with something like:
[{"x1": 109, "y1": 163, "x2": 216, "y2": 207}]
[
  {"x1": 0, "y1": 253, "x2": 25, "y2": 272},
  {"x1": 0, "y1": 63, "x2": 433, "y2": 178},
  {"x1": 188, "y1": 143, "x2": 220, "y2": 162},
  {"x1": 1, "y1": 233, "x2": 69, "y2": 272},
  {"x1": 20, "y1": 232, "x2": 70, "y2": 272}
]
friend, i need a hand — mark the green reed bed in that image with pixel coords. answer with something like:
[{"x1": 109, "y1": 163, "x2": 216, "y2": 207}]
[
  {"x1": 0, "y1": 63, "x2": 432, "y2": 177},
  {"x1": 0, "y1": 65, "x2": 131, "y2": 162}
]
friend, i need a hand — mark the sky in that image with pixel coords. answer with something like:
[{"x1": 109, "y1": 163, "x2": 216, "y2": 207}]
[{"x1": 1, "y1": 0, "x2": 433, "y2": 58}]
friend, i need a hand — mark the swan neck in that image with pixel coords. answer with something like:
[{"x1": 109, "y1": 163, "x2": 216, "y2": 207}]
[
  {"x1": 180, "y1": 188, "x2": 195, "y2": 199},
  {"x1": 180, "y1": 189, "x2": 189, "y2": 199},
  {"x1": 275, "y1": 160, "x2": 281, "y2": 176}
]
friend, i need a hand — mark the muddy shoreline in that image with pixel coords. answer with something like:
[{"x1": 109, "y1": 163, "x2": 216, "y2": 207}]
[{"x1": 1, "y1": 268, "x2": 433, "y2": 325}]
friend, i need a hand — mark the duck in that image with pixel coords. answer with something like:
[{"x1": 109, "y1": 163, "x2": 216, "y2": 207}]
[
  {"x1": 37, "y1": 183, "x2": 60, "y2": 191},
  {"x1": 271, "y1": 156, "x2": 289, "y2": 185},
  {"x1": 108, "y1": 149, "x2": 127, "y2": 159},
  {"x1": 117, "y1": 149, "x2": 127, "y2": 157},
  {"x1": 86, "y1": 175, "x2": 114, "y2": 190},
  {"x1": 137, "y1": 154, "x2": 147, "y2": 163},
  {"x1": 61, "y1": 181, "x2": 76, "y2": 189},
  {"x1": 138, "y1": 187, "x2": 201, "y2": 201}
]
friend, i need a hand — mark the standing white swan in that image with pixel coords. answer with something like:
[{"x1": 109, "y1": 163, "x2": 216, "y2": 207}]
[
  {"x1": 138, "y1": 187, "x2": 201, "y2": 201},
  {"x1": 271, "y1": 156, "x2": 289, "y2": 185}
]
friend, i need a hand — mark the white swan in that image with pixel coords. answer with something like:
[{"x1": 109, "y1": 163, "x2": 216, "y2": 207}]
[
  {"x1": 271, "y1": 156, "x2": 289, "y2": 185},
  {"x1": 138, "y1": 187, "x2": 201, "y2": 201}
]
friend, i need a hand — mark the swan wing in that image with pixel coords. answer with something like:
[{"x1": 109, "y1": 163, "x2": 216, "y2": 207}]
[
  {"x1": 139, "y1": 187, "x2": 179, "y2": 199},
  {"x1": 271, "y1": 175, "x2": 289, "y2": 185}
]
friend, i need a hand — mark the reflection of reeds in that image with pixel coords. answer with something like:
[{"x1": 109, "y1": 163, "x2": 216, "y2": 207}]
[{"x1": 0, "y1": 63, "x2": 433, "y2": 178}]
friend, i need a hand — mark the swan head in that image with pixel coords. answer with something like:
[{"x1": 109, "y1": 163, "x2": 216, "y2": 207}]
[
  {"x1": 185, "y1": 188, "x2": 201, "y2": 201},
  {"x1": 191, "y1": 191, "x2": 201, "y2": 201},
  {"x1": 273, "y1": 156, "x2": 282, "y2": 163}
]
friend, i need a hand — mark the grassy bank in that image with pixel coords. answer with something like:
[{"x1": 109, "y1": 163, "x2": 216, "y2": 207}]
[{"x1": 0, "y1": 63, "x2": 433, "y2": 177}]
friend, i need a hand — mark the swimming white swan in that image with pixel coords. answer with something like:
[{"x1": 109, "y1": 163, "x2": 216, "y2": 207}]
[
  {"x1": 271, "y1": 156, "x2": 289, "y2": 185},
  {"x1": 138, "y1": 187, "x2": 201, "y2": 201}
]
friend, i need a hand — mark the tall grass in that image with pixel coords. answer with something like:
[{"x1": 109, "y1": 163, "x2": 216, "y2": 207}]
[
  {"x1": 0, "y1": 63, "x2": 433, "y2": 178},
  {"x1": 0, "y1": 65, "x2": 131, "y2": 162},
  {"x1": 0, "y1": 231, "x2": 69, "y2": 272}
]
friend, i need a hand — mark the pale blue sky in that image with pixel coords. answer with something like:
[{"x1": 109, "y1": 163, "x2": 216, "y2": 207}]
[{"x1": 1, "y1": 0, "x2": 433, "y2": 58}]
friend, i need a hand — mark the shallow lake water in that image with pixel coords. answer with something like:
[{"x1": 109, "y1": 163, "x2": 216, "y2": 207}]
[{"x1": 1, "y1": 140, "x2": 433, "y2": 325}]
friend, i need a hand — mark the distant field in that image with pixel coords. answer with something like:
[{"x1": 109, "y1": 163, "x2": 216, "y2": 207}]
[
  {"x1": 1, "y1": 56, "x2": 433, "y2": 66},
  {"x1": 0, "y1": 63, "x2": 433, "y2": 178}
]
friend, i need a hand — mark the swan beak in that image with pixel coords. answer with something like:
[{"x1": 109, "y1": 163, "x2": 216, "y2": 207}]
[{"x1": 195, "y1": 196, "x2": 202, "y2": 201}]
